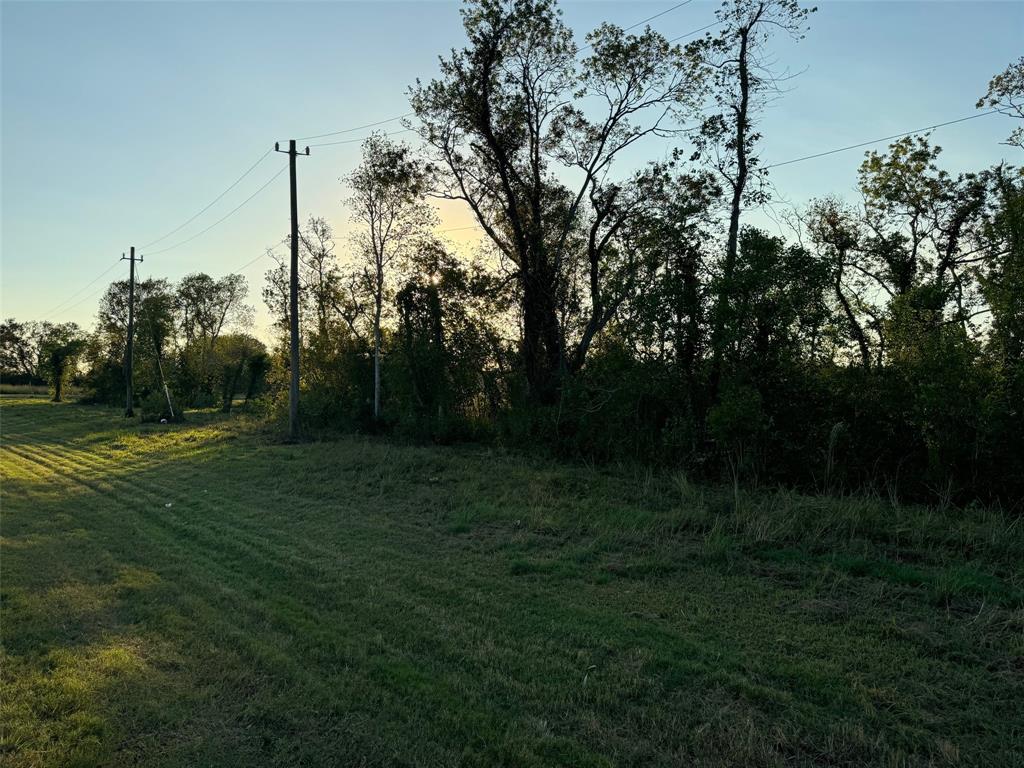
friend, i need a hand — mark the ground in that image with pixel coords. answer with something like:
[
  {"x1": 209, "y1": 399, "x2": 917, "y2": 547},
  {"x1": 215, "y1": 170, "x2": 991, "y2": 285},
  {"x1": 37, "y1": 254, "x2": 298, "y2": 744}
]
[{"x1": 1, "y1": 397, "x2": 1022, "y2": 767}]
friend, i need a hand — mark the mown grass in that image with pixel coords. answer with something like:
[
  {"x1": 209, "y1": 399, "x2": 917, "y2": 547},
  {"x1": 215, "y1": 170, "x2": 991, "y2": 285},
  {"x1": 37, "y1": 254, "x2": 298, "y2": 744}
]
[{"x1": 1, "y1": 397, "x2": 1022, "y2": 767}]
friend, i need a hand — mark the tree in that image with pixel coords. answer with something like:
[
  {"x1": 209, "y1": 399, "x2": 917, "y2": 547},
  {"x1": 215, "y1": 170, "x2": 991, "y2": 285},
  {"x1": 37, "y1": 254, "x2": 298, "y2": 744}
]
[
  {"x1": 856, "y1": 137, "x2": 992, "y2": 362},
  {"x1": 39, "y1": 323, "x2": 86, "y2": 402},
  {"x1": 612, "y1": 168, "x2": 721, "y2": 409},
  {"x1": 694, "y1": 0, "x2": 815, "y2": 396},
  {"x1": 175, "y1": 273, "x2": 252, "y2": 403},
  {"x1": 718, "y1": 228, "x2": 831, "y2": 375},
  {"x1": 265, "y1": 218, "x2": 344, "y2": 339},
  {"x1": 87, "y1": 278, "x2": 174, "y2": 406},
  {"x1": 137, "y1": 284, "x2": 179, "y2": 417},
  {"x1": 243, "y1": 350, "x2": 271, "y2": 405},
  {"x1": 298, "y1": 217, "x2": 342, "y2": 339},
  {"x1": 213, "y1": 334, "x2": 266, "y2": 412},
  {"x1": 807, "y1": 197, "x2": 873, "y2": 370},
  {"x1": 977, "y1": 165, "x2": 1024, "y2": 379},
  {"x1": 978, "y1": 57, "x2": 1024, "y2": 149},
  {"x1": 410, "y1": 0, "x2": 707, "y2": 403},
  {"x1": 347, "y1": 132, "x2": 433, "y2": 421},
  {"x1": 0, "y1": 319, "x2": 46, "y2": 380},
  {"x1": 393, "y1": 238, "x2": 512, "y2": 433}
]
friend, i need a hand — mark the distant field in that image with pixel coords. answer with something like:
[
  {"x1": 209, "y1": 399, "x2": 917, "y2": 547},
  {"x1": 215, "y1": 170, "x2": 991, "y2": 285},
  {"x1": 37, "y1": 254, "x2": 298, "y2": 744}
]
[
  {"x1": 0, "y1": 385, "x2": 83, "y2": 397},
  {"x1": 0, "y1": 385, "x2": 50, "y2": 396},
  {"x1": 1, "y1": 398, "x2": 1022, "y2": 767}
]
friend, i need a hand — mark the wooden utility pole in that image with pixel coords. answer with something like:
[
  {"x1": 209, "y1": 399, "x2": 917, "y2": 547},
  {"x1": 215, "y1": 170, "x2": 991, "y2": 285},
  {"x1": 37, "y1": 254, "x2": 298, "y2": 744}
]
[
  {"x1": 274, "y1": 140, "x2": 309, "y2": 440},
  {"x1": 122, "y1": 247, "x2": 143, "y2": 417}
]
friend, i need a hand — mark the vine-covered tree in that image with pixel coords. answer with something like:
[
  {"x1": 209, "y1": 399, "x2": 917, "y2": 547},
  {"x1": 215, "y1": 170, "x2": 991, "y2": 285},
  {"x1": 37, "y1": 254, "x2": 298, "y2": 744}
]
[
  {"x1": 39, "y1": 323, "x2": 86, "y2": 402},
  {"x1": 410, "y1": 0, "x2": 708, "y2": 403}
]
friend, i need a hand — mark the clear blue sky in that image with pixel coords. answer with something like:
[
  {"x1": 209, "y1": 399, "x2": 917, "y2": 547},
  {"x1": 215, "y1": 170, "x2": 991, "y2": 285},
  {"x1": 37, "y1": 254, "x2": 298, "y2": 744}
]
[{"x1": 2, "y1": 0, "x2": 1021, "y2": 337}]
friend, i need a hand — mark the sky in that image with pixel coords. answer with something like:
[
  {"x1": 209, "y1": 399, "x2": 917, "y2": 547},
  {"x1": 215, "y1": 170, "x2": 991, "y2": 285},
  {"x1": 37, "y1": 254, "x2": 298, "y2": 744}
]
[{"x1": 2, "y1": 0, "x2": 1022, "y2": 340}]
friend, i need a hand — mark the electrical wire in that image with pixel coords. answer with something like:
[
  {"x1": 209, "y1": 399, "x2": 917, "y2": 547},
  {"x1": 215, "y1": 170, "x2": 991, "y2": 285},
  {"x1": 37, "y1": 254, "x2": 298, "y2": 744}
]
[
  {"x1": 667, "y1": 21, "x2": 719, "y2": 44},
  {"x1": 296, "y1": 113, "x2": 415, "y2": 142},
  {"x1": 764, "y1": 111, "x2": 1000, "y2": 170},
  {"x1": 50, "y1": 281, "x2": 114, "y2": 320},
  {"x1": 61, "y1": 10, "x2": 997, "y2": 327},
  {"x1": 233, "y1": 251, "x2": 273, "y2": 272},
  {"x1": 307, "y1": 126, "x2": 415, "y2": 148},
  {"x1": 580, "y1": 0, "x2": 694, "y2": 53},
  {"x1": 438, "y1": 225, "x2": 482, "y2": 233},
  {"x1": 40, "y1": 106, "x2": 999, "y2": 321},
  {"x1": 142, "y1": 162, "x2": 288, "y2": 256},
  {"x1": 297, "y1": 3, "x2": 700, "y2": 141},
  {"x1": 41, "y1": 259, "x2": 123, "y2": 318},
  {"x1": 622, "y1": 0, "x2": 694, "y2": 32},
  {"x1": 139, "y1": 148, "x2": 273, "y2": 249},
  {"x1": 230, "y1": 239, "x2": 289, "y2": 274}
]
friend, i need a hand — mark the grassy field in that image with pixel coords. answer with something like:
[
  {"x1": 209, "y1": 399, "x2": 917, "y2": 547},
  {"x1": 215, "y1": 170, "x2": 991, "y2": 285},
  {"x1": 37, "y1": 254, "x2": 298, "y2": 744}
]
[
  {"x1": 0, "y1": 385, "x2": 52, "y2": 397},
  {"x1": 1, "y1": 398, "x2": 1022, "y2": 767}
]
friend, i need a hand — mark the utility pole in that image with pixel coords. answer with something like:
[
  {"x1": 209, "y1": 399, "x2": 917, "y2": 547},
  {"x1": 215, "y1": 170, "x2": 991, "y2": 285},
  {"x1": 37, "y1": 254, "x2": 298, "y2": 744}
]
[
  {"x1": 275, "y1": 140, "x2": 309, "y2": 441},
  {"x1": 122, "y1": 247, "x2": 143, "y2": 417}
]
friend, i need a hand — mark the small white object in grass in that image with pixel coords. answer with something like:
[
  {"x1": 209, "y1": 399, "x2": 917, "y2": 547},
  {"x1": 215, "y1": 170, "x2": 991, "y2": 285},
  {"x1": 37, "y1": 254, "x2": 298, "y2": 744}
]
[
  {"x1": 165, "y1": 502, "x2": 173, "y2": 508},
  {"x1": 160, "y1": 418, "x2": 168, "y2": 424}
]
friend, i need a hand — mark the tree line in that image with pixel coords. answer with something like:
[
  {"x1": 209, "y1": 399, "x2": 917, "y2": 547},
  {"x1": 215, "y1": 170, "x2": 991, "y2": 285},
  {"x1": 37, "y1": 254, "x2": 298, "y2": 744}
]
[
  {"x1": 2, "y1": 273, "x2": 268, "y2": 417},
  {"x1": 3, "y1": 0, "x2": 1021, "y2": 506}
]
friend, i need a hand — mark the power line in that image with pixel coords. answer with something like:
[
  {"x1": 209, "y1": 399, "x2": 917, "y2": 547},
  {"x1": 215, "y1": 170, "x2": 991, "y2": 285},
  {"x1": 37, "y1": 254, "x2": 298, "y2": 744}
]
[
  {"x1": 431, "y1": 112, "x2": 1001, "y2": 234},
  {"x1": 45, "y1": 108, "x2": 998, "y2": 321},
  {"x1": 228, "y1": 237, "x2": 289, "y2": 274},
  {"x1": 296, "y1": 3, "x2": 700, "y2": 143},
  {"x1": 308, "y1": 128, "x2": 415, "y2": 149},
  {"x1": 438, "y1": 225, "x2": 482, "y2": 233},
  {"x1": 667, "y1": 21, "x2": 719, "y2": 44},
  {"x1": 41, "y1": 259, "x2": 122, "y2": 318},
  {"x1": 296, "y1": 113, "x2": 414, "y2": 142},
  {"x1": 142, "y1": 162, "x2": 288, "y2": 256},
  {"x1": 580, "y1": 0, "x2": 694, "y2": 52},
  {"x1": 234, "y1": 251, "x2": 274, "y2": 273},
  {"x1": 75, "y1": 9, "x2": 995, "y2": 321},
  {"x1": 139, "y1": 148, "x2": 273, "y2": 249},
  {"x1": 764, "y1": 111, "x2": 1000, "y2": 170},
  {"x1": 51, "y1": 281, "x2": 114, "y2": 320},
  {"x1": 623, "y1": 0, "x2": 694, "y2": 32},
  {"x1": 51, "y1": 246, "x2": 282, "y2": 322}
]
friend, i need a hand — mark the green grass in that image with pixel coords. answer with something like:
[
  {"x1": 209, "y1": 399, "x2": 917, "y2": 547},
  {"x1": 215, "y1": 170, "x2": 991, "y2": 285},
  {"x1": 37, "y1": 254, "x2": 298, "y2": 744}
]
[
  {"x1": 0, "y1": 385, "x2": 51, "y2": 396},
  {"x1": 1, "y1": 397, "x2": 1022, "y2": 767},
  {"x1": 0, "y1": 385, "x2": 85, "y2": 399}
]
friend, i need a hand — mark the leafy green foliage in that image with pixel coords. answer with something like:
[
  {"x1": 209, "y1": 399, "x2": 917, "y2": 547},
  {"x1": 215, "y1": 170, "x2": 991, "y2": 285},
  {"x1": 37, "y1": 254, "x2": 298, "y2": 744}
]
[
  {"x1": 35, "y1": 322, "x2": 86, "y2": 402},
  {"x1": 977, "y1": 56, "x2": 1024, "y2": 148}
]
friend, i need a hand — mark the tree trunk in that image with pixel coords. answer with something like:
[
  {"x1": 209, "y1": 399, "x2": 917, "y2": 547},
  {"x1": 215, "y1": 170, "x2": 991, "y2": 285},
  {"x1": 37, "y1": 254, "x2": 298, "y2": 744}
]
[
  {"x1": 373, "y1": 316, "x2": 382, "y2": 420},
  {"x1": 709, "y1": 26, "x2": 752, "y2": 402},
  {"x1": 429, "y1": 285, "x2": 445, "y2": 422},
  {"x1": 521, "y1": 265, "x2": 562, "y2": 406},
  {"x1": 835, "y1": 276, "x2": 871, "y2": 371},
  {"x1": 222, "y1": 363, "x2": 244, "y2": 413}
]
